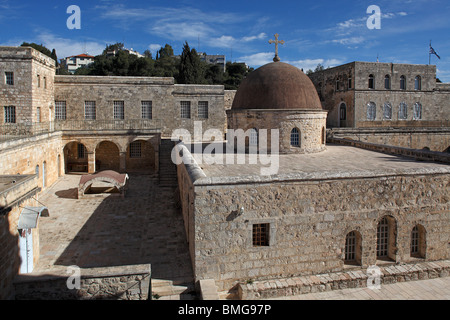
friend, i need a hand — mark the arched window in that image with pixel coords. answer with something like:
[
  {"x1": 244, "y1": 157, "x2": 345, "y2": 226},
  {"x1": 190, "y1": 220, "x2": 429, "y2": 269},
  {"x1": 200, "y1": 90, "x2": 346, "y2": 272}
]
[
  {"x1": 368, "y1": 74, "x2": 375, "y2": 89},
  {"x1": 383, "y1": 102, "x2": 392, "y2": 120},
  {"x1": 413, "y1": 102, "x2": 422, "y2": 120},
  {"x1": 339, "y1": 103, "x2": 346, "y2": 121},
  {"x1": 367, "y1": 102, "x2": 376, "y2": 121},
  {"x1": 377, "y1": 216, "x2": 397, "y2": 261},
  {"x1": 411, "y1": 225, "x2": 426, "y2": 258},
  {"x1": 344, "y1": 231, "x2": 362, "y2": 265},
  {"x1": 414, "y1": 76, "x2": 421, "y2": 91},
  {"x1": 249, "y1": 128, "x2": 258, "y2": 146},
  {"x1": 400, "y1": 75, "x2": 406, "y2": 90},
  {"x1": 399, "y1": 102, "x2": 408, "y2": 120},
  {"x1": 384, "y1": 75, "x2": 391, "y2": 89},
  {"x1": 290, "y1": 128, "x2": 300, "y2": 147}
]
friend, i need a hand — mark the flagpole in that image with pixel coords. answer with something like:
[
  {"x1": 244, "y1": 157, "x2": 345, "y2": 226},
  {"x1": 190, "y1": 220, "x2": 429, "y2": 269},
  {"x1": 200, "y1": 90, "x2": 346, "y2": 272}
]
[{"x1": 429, "y1": 40, "x2": 431, "y2": 65}]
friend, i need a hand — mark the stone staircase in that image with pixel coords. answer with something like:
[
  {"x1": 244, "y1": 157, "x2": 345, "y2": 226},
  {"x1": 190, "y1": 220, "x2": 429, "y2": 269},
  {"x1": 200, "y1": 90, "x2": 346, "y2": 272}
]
[
  {"x1": 158, "y1": 139, "x2": 178, "y2": 187},
  {"x1": 151, "y1": 279, "x2": 197, "y2": 300}
]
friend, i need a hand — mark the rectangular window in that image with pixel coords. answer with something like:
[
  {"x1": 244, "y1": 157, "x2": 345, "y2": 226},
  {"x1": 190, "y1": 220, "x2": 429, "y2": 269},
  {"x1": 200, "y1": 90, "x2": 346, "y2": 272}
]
[
  {"x1": 180, "y1": 101, "x2": 191, "y2": 119},
  {"x1": 77, "y1": 143, "x2": 86, "y2": 159},
  {"x1": 55, "y1": 101, "x2": 67, "y2": 120},
  {"x1": 252, "y1": 223, "x2": 270, "y2": 247},
  {"x1": 141, "y1": 101, "x2": 152, "y2": 119},
  {"x1": 4, "y1": 106, "x2": 16, "y2": 123},
  {"x1": 44, "y1": 77, "x2": 47, "y2": 89},
  {"x1": 5, "y1": 72, "x2": 14, "y2": 85},
  {"x1": 348, "y1": 78, "x2": 352, "y2": 89},
  {"x1": 37, "y1": 75, "x2": 40, "y2": 88},
  {"x1": 36, "y1": 107, "x2": 41, "y2": 123},
  {"x1": 113, "y1": 100, "x2": 125, "y2": 119},
  {"x1": 129, "y1": 141, "x2": 142, "y2": 158},
  {"x1": 198, "y1": 101, "x2": 208, "y2": 119},
  {"x1": 84, "y1": 101, "x2": 96, "y2": 120}
]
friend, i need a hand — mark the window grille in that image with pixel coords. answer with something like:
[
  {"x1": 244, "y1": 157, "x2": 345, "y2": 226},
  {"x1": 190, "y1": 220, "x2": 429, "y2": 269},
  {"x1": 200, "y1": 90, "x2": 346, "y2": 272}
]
[
  {"x1": 129, "y1": 141, "x2": 142, "y2": 158},
  {"x1": 367, "y1": 102, "x2": 376, "y2": 121},
  {"x1": 113, "y1": 101, "x2": 124, "y2": 119},
  {"x1": 4, "y1": 106, "x2": 16, "y2": 123},
  {"x1": 411, "y1": 226, "x2": 419, "y2": 255},
  {"x1": 377, "y1": 217, "x2": 389, "y2": 258},
  {"x1": 141, "y1": 101, "x2": 152, "y2": 119},
  {"x1": 5, "y1": 72, "x2": 14, "y2": 85},
  {"x1": 181, "y1": 101, "x2": 191, "y2": 119},
  {"x1": 399, "y1": 102, "x2": 408, "y2": 120},
  {"x1": 290, "y1": 128, "x2": 300, "y2": 147},
  {"x1": 249, "y1": 128, "x2": 258, "y2": 146},
  {"x1": 345, "y1": 231, "x2": 356, "y2": 262},
  {"x1": 77, "y1": 144, "x2": 86, "y2": 159},
  {"x1": 383, "y1": 102, "x2": 392, "y2": 120},
  {"x1": 252, "y1": 223, "x2": 269, "y2": 247},
  {"x1": 413, "y1": 102, "x2": 422, "y2": 120},
  {"x1": 85, "y1": 101, "x2": 96, "y2": 120},
  {"x1": 55, "y1": 101, "x2": 67, "y2": 120},
  {"x1": 198, "y1": 101, "x2": 208, "y2": 119}
]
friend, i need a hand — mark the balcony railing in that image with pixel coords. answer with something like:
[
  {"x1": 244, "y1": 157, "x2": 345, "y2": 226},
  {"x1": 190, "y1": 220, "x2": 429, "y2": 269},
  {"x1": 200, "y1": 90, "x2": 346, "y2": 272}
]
[{"x1": 0, "y1": 119, "x2": 162, "y2": 142}]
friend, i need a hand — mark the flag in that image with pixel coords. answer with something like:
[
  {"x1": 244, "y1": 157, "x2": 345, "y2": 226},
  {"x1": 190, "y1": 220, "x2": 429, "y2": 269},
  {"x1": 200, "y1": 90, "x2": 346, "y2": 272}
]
[{"x1": 430, "y1": 46, "x2": 441, "y2": 59}]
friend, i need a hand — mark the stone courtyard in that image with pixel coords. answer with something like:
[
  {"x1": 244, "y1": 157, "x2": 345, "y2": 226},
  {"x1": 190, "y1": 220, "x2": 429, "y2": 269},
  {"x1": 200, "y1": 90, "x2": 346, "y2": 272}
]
[{"x1": 34, "y1": 173, "x2": 194, "y2": 288}]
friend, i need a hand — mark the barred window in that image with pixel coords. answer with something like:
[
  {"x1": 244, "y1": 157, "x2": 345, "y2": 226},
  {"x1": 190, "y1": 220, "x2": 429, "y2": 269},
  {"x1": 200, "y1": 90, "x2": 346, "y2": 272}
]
[
  {"x1": 367, "y1": 102, "x2": 376, "y2": 121},
  {"x1": 113, "y1": 101, "x2": 124, "y2": 119},
  {"x1": 129, "y1": 141, "x2": 142, "y2": 158},
  {"x1": 411, "y1": 226, "x2": 419, "y2": 256},
  {"x1": 55, "y1": 101, "x2": 67, "y2": 120},
  {"x1": 383, "y1": 102, "x2": 392, "y2": 120},
  {"x1": 345, "y1": 231, "x2": 357, "y2": 262},
  {"x1": 180, "y1": 101, "x2": 191, "y2": 119},
  {"x1": 249, "y1": 128, "x2": 258, "y2": 146},
  {"x1": 141, "y1": 101, "x2": 152, "y2": 119},
  {"x1": 77, "y1": 143, "x2": 86, "y2": 159},
  {"x1": 415, "y1": 76, "x2": 421, "y2": 91},
  {"x1": 290, "y1": 128, "x2": 300, "y2": 147},
  {"x1": 252, "y1": 223, "x2": 270, "y2": 247},
  {"x1": 4, "y1": 106, "x2": 16, "y2": 123},
  {"x1": 198, "y1": 101, "x2": 208, "y2": 119},
  {"x1": 377, "y1": 217, "x2": 389, "y2": 258},
  {"x1": 5, "y1": 72, "x2": 14, "y2": 85},
  {"x1": 85, "y1": 101, "x2": 96, "y2": 120},
  {"x1": 399, "y1": 102, "x2": 408, "y2": 120},
  {"x1": 400, "y1": 75, "x2": 406, "y2": 90},
  {"x1": 413, "y1": 102, "x2": 422, "y2": 120}
]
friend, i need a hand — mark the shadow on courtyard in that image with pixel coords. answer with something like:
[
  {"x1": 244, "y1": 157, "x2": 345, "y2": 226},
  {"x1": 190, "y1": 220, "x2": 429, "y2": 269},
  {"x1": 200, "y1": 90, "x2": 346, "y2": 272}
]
[{"x1": 52, "y1": 173, "x2": 194, "y2": 284}]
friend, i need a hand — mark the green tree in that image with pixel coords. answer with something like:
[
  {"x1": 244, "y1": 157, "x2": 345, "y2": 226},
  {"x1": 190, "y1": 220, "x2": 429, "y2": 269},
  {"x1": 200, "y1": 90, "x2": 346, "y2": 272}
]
[
  {"x1": 178, "y1": 41, "x2": 207, "y2": 84},
  {"x1": 223, "y1": 62, "x2": 253, "y2": 89}
]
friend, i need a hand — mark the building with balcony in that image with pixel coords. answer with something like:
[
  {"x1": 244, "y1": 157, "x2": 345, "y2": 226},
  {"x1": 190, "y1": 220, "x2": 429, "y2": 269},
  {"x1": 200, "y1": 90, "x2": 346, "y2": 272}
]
[{"x1": 61, "y1": 53, "x2": 95, "y2": 74}]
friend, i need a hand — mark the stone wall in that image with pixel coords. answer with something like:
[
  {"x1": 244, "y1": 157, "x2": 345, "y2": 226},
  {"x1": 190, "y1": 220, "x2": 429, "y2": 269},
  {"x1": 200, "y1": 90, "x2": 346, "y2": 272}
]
[
  {"x1": 55, "y1": 76, "x2": 226, "y2": 140},
  {"x1": 329, "y1": 127, "x2": 450, "y2": 152},
  {"x1": 0, "y1": 174, "x2": 40, "y2": 299},
  {"x1": 175, "y1": 145, "x2": 450, "y2": 291},
  {"x1": 13, "y1": 264, "x2": 151, "y2": 300}
]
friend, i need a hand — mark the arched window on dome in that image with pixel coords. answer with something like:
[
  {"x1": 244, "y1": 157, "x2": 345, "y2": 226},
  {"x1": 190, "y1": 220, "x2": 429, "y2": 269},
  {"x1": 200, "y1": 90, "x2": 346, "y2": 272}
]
[
  {"x1": 290, "y1": 128, "x2": 300, "y2": 147},
  {"x1": 249, "y1": 128, "x2": 258, "y2": 146}
]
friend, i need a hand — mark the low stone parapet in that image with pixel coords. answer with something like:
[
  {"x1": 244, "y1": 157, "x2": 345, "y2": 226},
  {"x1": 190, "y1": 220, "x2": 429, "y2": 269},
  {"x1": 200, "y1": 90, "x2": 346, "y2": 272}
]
[
  {"x1": 13, "y1": 264, "x2": 151, "y2": 300},
  {"x1": 237, "y1": 260, "x2": 450, "y2": 300}
]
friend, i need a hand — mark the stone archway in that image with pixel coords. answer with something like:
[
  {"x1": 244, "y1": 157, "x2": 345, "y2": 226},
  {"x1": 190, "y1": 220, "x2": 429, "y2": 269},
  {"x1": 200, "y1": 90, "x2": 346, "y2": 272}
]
[
  {"x1": 95, "y1": 141, "x2": 120, "y2": 172},
  {"x1": 63, "y1": 141, "x2": 89, "y2": 173}
]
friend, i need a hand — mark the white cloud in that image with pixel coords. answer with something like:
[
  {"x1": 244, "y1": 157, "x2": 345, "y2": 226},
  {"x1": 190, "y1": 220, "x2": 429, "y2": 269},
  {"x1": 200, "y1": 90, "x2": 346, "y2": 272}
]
[
  {"x1": 242, "y1": 33, "x2": 266, "y2": 42},
  {"x1": 288, "y1": 58, "x2": 345, "y2": 71},
  {"x1": 237, "y1": 52, "x2": 273, "y2": 66},
  {"x1": 148, "y1": 44, "x2": 162, "y2": 54},
  {"x1": 35, "y1": 32, "x2": 105, "y2": 58}
]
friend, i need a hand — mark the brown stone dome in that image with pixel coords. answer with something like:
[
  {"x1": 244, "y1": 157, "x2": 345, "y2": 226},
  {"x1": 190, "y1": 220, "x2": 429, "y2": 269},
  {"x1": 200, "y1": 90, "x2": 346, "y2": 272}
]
[{"x1": 231, "y1": 62, "x2": 323, "y2": 110}]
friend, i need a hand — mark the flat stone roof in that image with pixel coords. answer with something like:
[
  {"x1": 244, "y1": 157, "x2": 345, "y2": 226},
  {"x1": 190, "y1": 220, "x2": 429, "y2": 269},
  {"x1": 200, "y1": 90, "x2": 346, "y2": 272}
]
[{"x1": 186, "y1": 144, "x2": 450, "y2": 185}]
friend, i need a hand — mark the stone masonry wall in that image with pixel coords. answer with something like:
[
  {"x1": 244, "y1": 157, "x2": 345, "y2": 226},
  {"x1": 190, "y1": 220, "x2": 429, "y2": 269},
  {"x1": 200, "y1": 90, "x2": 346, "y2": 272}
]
[{"x1": 191, "y1": 173, "x2": 449, "y2": 292}]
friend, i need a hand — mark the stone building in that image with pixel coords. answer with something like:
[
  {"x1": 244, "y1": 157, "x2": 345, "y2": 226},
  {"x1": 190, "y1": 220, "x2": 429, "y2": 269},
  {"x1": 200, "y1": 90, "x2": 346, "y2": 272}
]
[
  {"x1": 309, "y1": 62, "x2": 450, "y2": 152},
  {"x1": 176, "y1": 59, "x2": 450, "y2": 295}
]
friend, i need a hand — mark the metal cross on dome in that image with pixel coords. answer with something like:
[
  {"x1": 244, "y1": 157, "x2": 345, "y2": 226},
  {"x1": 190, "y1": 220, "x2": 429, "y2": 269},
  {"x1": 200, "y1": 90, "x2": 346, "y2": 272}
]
[{"x1": 269, "y1": 33, "x2": 285, "y2": 62}]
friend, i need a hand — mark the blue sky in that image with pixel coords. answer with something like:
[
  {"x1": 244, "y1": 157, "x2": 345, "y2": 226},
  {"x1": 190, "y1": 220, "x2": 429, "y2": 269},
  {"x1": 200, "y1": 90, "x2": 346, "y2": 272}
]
[{"x1": 1, "y1": 0, "x2": 449, "y2": 81}]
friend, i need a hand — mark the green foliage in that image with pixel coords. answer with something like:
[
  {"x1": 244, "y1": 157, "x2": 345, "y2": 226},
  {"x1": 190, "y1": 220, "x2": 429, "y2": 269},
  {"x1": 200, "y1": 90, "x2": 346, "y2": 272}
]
[{"x1": 69, "y1": 41, "x2": 252, "y2": 88}]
